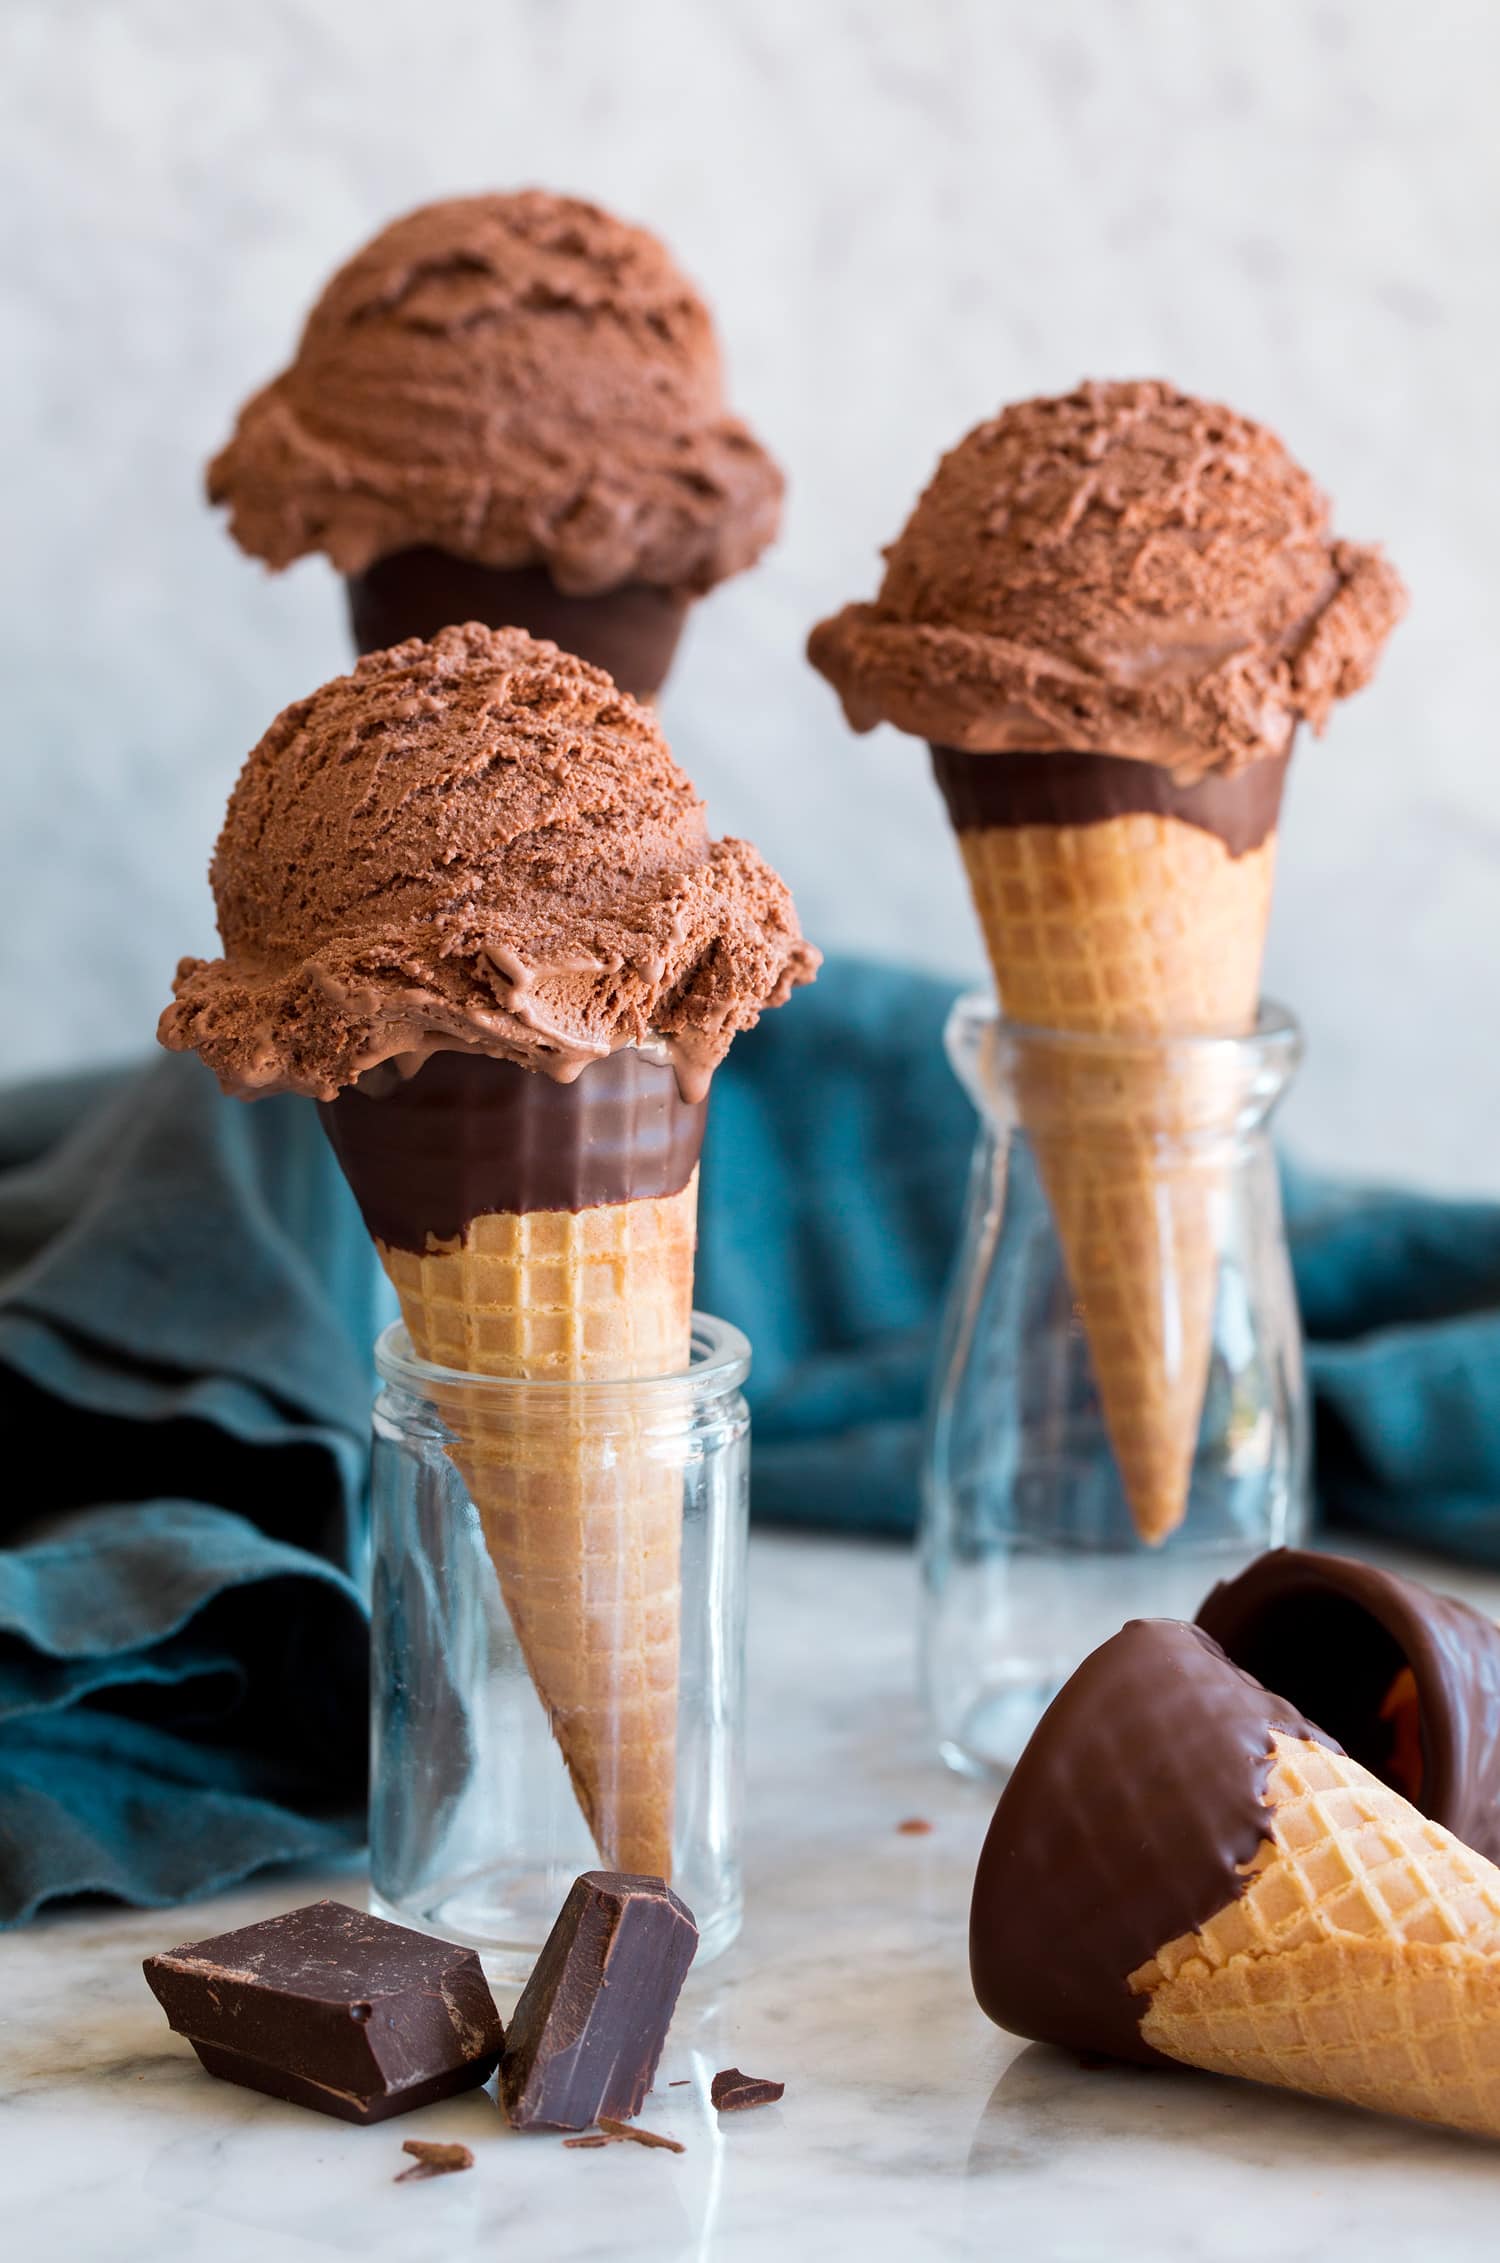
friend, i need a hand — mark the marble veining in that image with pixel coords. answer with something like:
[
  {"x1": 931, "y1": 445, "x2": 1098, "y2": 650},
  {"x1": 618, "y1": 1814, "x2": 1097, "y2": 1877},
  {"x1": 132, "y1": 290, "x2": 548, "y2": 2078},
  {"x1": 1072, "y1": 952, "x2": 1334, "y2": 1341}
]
[{"x1": 6, "y1": 1531, "x2": 1500, "y2": 2262}]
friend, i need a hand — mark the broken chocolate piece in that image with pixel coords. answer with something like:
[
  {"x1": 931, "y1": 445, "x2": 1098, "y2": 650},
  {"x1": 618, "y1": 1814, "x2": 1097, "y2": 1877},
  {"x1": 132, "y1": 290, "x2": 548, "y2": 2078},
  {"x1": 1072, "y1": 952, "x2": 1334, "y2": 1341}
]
[
  {"x1": 598, "y1": 2115, "x2": 686, "y2": 2153},
  {"x1": 710, "y1": 2068, "x2": 785, "y2": 2112},
  {"x1": 143, "y1": 1899, "x2": 503, "y2": 2125},
  {"x1": 501, "y1": 1872, "x2": 698, "y2": 2132},
  {"x1": 395, "y1": 2140, "x2": 474, "y2": 2182}
]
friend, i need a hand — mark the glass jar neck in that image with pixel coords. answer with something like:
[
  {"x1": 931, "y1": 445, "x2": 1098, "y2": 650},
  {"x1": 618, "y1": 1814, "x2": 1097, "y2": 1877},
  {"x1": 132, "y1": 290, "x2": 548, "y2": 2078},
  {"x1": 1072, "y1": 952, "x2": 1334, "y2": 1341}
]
[{"x1": 945, "y1": 994, "x2": 1303, "y2": 1154}]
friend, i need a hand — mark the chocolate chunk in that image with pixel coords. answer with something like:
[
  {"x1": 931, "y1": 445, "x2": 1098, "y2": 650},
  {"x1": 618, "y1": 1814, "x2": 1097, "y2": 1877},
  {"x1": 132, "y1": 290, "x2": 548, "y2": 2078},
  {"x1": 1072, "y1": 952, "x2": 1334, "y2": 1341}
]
[
  {"x1": 501, "y1": 1872, "x2": 698, "y2": 2132},
  {"x1": 143, "y1": 1899, "x2": 503, "y2": 2125},
  {"x1": 598, "y1": 2116, "x2": 686, "y2": 2153},
  {"x1": 395, "y1": 2140, "x2": 474, "y2": 2182},
  {"x1": 710, "y1": 2068, "x2": 785, "y2": 2112}
]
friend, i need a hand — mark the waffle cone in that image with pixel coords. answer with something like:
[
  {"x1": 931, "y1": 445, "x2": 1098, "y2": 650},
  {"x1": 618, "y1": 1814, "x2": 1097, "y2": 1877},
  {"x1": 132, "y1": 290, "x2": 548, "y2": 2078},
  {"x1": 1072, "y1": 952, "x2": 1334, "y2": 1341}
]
[
  {"x1": 378, "y1": 1174, "x2": 699, "y2": 1878},
  {"x1": 1131, "y1": 1734, "x2": 1500, "y2": 2139},
  {"x1": 956, "y1": 813, "x2": 1277, "y2": 1543}
]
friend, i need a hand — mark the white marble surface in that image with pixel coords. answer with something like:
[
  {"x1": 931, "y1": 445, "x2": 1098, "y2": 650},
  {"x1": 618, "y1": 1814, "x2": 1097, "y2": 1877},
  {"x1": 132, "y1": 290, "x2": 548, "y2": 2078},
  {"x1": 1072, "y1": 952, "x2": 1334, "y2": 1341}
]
[
  {"x1": 3, "y1": 0, "x2": 1500, "y2": 1190},
  {"x1": 7, "y1": 1529, "x2": 1500, "y2": 2262}
]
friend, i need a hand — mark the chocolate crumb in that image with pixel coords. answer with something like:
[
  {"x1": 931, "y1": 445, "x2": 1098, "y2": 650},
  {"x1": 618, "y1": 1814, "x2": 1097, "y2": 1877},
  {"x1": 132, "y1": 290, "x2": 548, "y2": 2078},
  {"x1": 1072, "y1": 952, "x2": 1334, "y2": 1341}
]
[
  {"x1": 598, "y1": 2115, "x2": 686, "y2": 2154},
  {"x1": 394, "y1": 2139, "x2": 474, "y2": 2182},
  {"x1": 896, "y1": 1817, "x2": 934, "y2": 1835},
  {"x1": 668, "y1": 2079, "x2": 691, "y2": 2087},
  {"x1": 563, "y1": 2133, "x2": 618, "y2": 2149},
  {"x1": 711, "y1": 2068, "x2": 785, "y2": 2112}
]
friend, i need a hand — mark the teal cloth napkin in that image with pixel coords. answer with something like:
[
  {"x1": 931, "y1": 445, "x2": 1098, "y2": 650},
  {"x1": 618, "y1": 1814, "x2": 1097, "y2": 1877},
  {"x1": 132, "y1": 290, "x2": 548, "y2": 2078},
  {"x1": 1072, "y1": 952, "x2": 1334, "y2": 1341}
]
[
  {"x1": 0, "y1": 1060, "x2": 379, "y2": 1923},
  {"x1": 3, "y1": 955, "x2": 1499, "y2": 1923}
]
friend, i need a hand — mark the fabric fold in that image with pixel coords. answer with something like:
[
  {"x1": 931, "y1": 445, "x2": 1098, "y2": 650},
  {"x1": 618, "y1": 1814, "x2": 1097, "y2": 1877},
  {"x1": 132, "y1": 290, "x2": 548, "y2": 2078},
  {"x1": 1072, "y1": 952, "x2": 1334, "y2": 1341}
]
[{"x1": 0, "y1": 1056, "x2": 379, "y2": 1924}]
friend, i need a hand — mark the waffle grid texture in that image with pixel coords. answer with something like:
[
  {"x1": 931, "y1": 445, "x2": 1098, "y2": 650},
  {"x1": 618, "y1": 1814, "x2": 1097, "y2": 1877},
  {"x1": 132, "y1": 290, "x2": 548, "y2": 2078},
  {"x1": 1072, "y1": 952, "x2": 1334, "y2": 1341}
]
[
  {"x1": 956, "y1": 813, "x2": 1276, "y2": 1542},
  {"x1": 379, "y1": 1174, "x2": 698, "y2": 1878},
  {"x1": 1134, "y1": 1734, "x2": 1500, "y2": 2138}
]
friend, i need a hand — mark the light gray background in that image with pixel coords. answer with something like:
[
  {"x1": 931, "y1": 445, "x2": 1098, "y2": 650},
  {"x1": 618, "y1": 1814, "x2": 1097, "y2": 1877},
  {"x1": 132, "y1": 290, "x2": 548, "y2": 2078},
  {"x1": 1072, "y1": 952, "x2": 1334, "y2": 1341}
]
[{"x1": 5, "y1": 0, "x2": 1496, "y2": 1187}]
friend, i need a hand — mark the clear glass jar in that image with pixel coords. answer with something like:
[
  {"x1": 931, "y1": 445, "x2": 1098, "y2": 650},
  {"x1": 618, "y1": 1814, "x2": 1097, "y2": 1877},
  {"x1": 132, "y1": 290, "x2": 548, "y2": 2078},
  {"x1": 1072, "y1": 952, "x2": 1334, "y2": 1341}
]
[
  {"x1": 369, "y1": 1313, "x2": 750, "y2": 1979},
  {"x1": 921, "y1": 993, "x2": 1309, "y2": 1782}
]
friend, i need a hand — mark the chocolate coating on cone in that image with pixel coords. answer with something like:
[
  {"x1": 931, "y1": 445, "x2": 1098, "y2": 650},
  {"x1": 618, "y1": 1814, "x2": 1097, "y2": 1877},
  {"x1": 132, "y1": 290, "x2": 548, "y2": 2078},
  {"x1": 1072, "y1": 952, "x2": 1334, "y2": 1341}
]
[
  {"x1": 930, "y1": 746, "x2": 1288, "y2": 858},
  {"x1": 970, "y1": 1620, "x2": 1335, "y2": 2065},
  {"x1": 346, "y1": 553, "x2": 689, "y2": 697},
  {"x1": 320, "y1": 1047, "x2": 706, "y2": 1250},
  {"x1": 1198, "y1": 1549, "x2": 1500, "y2": 1865}
]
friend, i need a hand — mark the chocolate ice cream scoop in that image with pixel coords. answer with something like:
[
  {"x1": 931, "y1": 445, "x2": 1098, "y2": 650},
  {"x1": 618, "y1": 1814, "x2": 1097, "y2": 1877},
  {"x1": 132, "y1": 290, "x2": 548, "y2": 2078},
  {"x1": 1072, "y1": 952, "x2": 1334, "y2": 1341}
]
[
  {"x1": 207, "y1": 190, "x2": 782, "y2": 691},
  {"x1": 809, "y1": 378, "x2": 1406, "y2": 781},
  {"x1": 969, "y1": 1619, "x2": 1333, "y2": 2064},
  {"x1": 158, "y1": 622, "x2": 817, "y2": 1102},
  {"x1": 1197, "y1": 1549, "x2": 1500, "y2": 1862}
]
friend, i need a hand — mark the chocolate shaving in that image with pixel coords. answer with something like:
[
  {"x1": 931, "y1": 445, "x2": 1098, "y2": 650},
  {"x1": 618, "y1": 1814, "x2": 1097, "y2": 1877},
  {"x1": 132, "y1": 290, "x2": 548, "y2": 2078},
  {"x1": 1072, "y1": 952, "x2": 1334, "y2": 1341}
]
[
  {"x1": 668, "y1": 2079, "x2": 691, "y2": 2087},
  {"x1": 710, "y1": 2068, "x2": 785, "y2": 2112},
  {"x1": 395, "y1": 2139, "x2": 474, "y2": 2182},
  {"x1": 597, "y1": 2116, "x2": 686, "y2": 2153},
  {"x1": 896, "y1": 1817, "x2": 933, "y2": 1835},
  {"x1": 563, "y1": 2133, "x2": 618, "y2": 2149}
]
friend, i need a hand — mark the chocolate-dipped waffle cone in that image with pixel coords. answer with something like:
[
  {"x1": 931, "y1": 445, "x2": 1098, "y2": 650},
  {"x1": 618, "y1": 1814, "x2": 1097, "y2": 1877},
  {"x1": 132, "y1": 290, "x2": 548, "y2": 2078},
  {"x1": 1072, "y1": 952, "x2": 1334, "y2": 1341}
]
[
  {"x1": 934, "y1": 751, "x2": 1283, "y2": 1544},
  {"x1": 323, "y1": 1047, "x2": 706, "y2": 1880},
  {"x1": 810, "y1": 383, "x2": 1406, "y2": 1552},
  {"x1": 1198, "y1": 1548, "x2": 1500, "y2": 1863},
  {"x1": 158, "y1": 626, "x2": 819, "y2": 1876},
  {"x1": 1133, "y1": 1733, "x2": 1500, "y2": 2137},
  {"x1": 971, "y1": 1619, "x2": 1500, "y2": 2138}
]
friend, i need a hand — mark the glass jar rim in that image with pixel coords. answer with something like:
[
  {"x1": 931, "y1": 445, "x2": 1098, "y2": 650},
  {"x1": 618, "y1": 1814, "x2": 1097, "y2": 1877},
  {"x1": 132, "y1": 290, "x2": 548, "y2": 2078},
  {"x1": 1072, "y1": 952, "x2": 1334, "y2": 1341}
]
[
  {"x1": 953, "y1": 990, "x2": 1303, "y2": 1066},
  {"x1": 373, "y1": 1308, "x2": 751, "y2": 1407}
]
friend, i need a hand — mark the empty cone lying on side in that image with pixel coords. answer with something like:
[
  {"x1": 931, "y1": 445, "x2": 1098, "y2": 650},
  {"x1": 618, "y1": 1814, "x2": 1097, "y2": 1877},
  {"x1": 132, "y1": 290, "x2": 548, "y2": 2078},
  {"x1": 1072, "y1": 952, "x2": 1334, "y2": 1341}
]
[
  {"x1": 971, "y1": 1618, "x2": 1500, "y2": 2140},
  {"x1": 1135, "y1": 1733, "x2": 1500, "y2": 2137},
  {"x1": 159, "y1": 624, "x2": 818, "y2": 1877},
  {"x1": 810, "y1": 379, "x2": 1406, "y2": 1544},
  {"x1": 1196, "y1": 1546, "x2": 1500, "y2": 1865}
]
